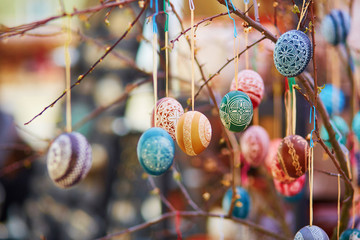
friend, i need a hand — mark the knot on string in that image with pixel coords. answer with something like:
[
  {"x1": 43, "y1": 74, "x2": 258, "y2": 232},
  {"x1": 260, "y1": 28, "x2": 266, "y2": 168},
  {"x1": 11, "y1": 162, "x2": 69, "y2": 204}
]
[
  {"x1": 309, "y1": 106, "x2": 316, "y2": 148},
  {"x1": 224, "y1": 0, "x2": 238, "y2": 38}
]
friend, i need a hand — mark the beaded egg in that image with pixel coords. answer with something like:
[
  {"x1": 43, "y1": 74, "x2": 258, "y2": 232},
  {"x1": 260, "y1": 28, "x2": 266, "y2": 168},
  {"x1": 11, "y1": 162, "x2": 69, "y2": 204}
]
[
  {"x1": 321, "y1": 9, "x2": 351, "y2": 46},
  {"x1": 277, "y1": 135, "x2": 309, "y2": 179},
  {"x1": 47, "y1": 132, "x2": 92, "y2": 188},
  {"x1": 240, "y1": 125, "x2": 270, "y2": 167},
  {"x1": 229, "y1": 70, "x2": 264, "y2": 109},
  {"x1": 319, "y1": 84, "x2": 345, "y2": 116},
  {"x1": 176, "y1": 111, "x2": 212, "y2": 156},
  {"x1": 274, "y1": 175, "x2": 305, "y2": 197},
  {"x1": 320, "y1": 115, "x2": 349, "y2": 148},
  {"x1": 294, "y1": 225, "x2": 329, "y2": 240},
  {"x1": 137, "y1": 127, "x2": 174, "y2": 176},
  {"x1": 339, "y1": 228, "x2": 360, "y2": 240},
  {"x1": 219, "y1": 90, "x2": 253, "y2": 132},
  {"x1": 151, "y1": 97, "x2": 184, "y2": 140},
  {"x1": 352, "y1": 111, "x2": 360, "y2": 142},
  {"x1": 222, "y1": 186, "x2": 251, "y2": 219},
  {"x1": 273, "y1": 30, "x2": 313, "y2": 77}
]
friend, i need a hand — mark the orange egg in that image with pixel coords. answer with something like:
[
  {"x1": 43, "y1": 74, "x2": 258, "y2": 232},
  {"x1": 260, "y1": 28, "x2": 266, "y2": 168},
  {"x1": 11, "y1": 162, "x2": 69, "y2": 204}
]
[{"x1": 176, "y1": 111, "x2": 212, "y2": 156}]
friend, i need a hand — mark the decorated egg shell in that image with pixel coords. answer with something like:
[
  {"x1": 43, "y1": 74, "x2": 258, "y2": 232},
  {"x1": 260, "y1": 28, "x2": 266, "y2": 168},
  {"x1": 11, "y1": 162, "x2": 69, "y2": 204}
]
[
  {"x1": 320, "y1": 115, "x2": 349, "y2": 148},
  {"x1": 219, "y1": 90, "x2": 253, "y2": 132},
  {"x1": 47, "y1": 132, "x2": 92, "y2": 188},
  {"x1": 137, "y1": 127, "x2": 174, "y2": 176},
  {"x1": 321, "y1": 9, "x2": 351, "y2": 46},
  {"x1": 151, "y1": 97, "x2": 184, "y2": 140},
  {"x1": 294, "y1": 225, "x2": 329, "y2": 240},
  {"x1": 176, "y1": 111, "x2": 212, "y2": 156},
  {"x1": 273, "y1": 30, "x2": 313, "y2": 77},
  {"x1": 274, "y1": 175, "x2": 305, "y2": 197},
  {"x1": 277, "y1": 135, "x2": 309, "y2": 179},
  {"x1": 339, "y1": 228, "x2": 360, "y2": 240},
  {"x1": 352, "y1": 111, "x2": 360, "y2": 142},
  {"x1": 229, "y1": 70, "x2": 264, "y2": 109},
  {"x1": 222, "y1": 186, "x2": 251, "y2": 219},
  {"x1": 240, "y1": 125, "x2": 270, "y2": 167},
  {"x1": 319, "y1": 84, "x2": 345, "y2": 116}
]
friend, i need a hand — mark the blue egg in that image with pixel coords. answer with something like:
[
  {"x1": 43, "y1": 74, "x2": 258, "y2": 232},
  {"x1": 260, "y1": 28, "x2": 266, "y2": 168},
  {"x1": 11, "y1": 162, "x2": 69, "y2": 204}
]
[
  {"x1": 294, "y1": 225, "x2": 329, "y2": 239},
  {"x1": 222, "y1": 186, "x2": 251, "y2": 219},
  {"x1": 320, "y1": 115, "x2": 349, "y2": 149},
  {"x1": 273, "y1": 30, "x2": 313, "y2": 77},
  {"x1": 137, "y1": 127, "x2": 175, "y2": 176},
  {"x1": 352, "y1": 111, "x2": 360, "y2": 142},
  {"x1": 340, "y1": 229, "x2": 360, "y2": 240},
  {"x1": 319, "y1": 84, "x2": 345, "y2": 116},
  {"x1": 321, "y1": 9, "x2": 351, "y2": 46}
]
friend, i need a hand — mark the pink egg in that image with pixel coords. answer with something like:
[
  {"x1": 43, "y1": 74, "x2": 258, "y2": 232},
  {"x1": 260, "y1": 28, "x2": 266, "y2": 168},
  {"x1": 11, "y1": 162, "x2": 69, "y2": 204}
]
[
  {"x1": 265, "y1": 138, "x2": 282, "y2": 171},
  {"x1": 274, "y1": 175, "x2": 306, "y2": 197},
  {"x1": 230, "y1": 70, "x2": 264, "y2": 109},
  {"x1": 240, "y1": 125, "x2": 270, "y2": 167}
]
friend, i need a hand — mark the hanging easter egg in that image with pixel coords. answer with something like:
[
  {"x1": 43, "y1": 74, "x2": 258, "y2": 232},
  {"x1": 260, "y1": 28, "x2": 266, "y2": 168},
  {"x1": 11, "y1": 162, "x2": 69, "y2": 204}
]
[
  {"x1": 151, "y1": 97, "x2": 184, "y2": 140},
  {"x1": 274, "y1": 175, "x2": 306, "y2": 197},
  {"x1": 320, "y1": 115, "x2": 349, "y2": 148},
  {"x1": 277, "y1": 135, "x2": 309, "y2": 179},
  {"x1": 229, "y1": 70, "x2": 264, "y2": 109},
  {"x1": 352, "y1": 111, "x2": 360, "y2": 142},
  {"x1": 339, "y1": 228, "x2": 360, "y2": 240},
  {"x1": 219, "y1": 90, "x2": 253, "y2": 132},
  {"x1": 273, "y1": 30, "x2": 313, "y2": 77},
  {"x1": 265, "y1": 138, "x2": 282, "y2": 171},
  {"x1": 319, "y1": 84, "x2": 345, "y2": 116},
  {"x1": 47, "y1": 132, "x2": 92, "y2": 188},
  {"x1": 137, "y1": 127, "x2": 174, "y2": 176},
  {"x1": 321, "y1": 9, "x2": 351, "y2": 46},
  {"x1": 176, "y1": 111, "x2": 212, "y2": 156},
  {"x1": 240, "y1": 125, "x2": 270, "y2": 167},
  {"x1": 294, "y1": 225, "x2": 329, "y2": 240},
  {"x1": 222, "y1": 186, "x2": 251, "y2": 219}
]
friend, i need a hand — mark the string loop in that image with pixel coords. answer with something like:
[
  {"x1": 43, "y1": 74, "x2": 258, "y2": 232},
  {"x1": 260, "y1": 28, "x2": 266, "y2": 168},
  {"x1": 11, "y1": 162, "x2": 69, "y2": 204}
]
[
  {"x1": 152, "y1": 0, "x2": 159, "y2": 33},
  {"x1": 164, "y1": 0, "x2": 169, "y2": 32},
  {"x1": 224, "y1": 0, "x2": 237, "y2": 38},
  {"x1": 309, "y1": 106, "x2": 316, "y2": 148},
  {"x1": 189, "y1": 0, "x2": 194, "y2": 10}
]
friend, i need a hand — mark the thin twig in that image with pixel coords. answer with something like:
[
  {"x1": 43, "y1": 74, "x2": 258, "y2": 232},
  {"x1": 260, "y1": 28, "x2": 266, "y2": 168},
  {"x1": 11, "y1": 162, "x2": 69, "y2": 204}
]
[{"x1": 148, "y1": 176, "x2": 176, "y2": 212}]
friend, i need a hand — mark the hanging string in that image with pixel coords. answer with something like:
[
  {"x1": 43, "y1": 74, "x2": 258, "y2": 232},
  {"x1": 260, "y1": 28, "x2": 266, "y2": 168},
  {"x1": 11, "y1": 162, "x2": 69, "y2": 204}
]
[
  {"x1": 219, "y1": 214, "x2": 224, "y2": 240},
  {"x1": 164, "y1": 0, "x2": 169, "y2": 97},
  {"x1": 245, "y1": 2, "x2": 249, "y2": 70},
  {"x1": 337, "y1": 174, "x2": 341, "y2": 240},
  {"x1": 352, "y1": 190, "x2": 356, "y2": 229},
  {"x1": 309, "y1": 106, "x2": 316, "y2": 226},
  {"x1": 190, "y1": 0, "x2": 195, "y2": 111},
  {"x1": 153, "y1": 1, "x2": 159, "y2": 126},
  {"x1": 175, "y1": 211, "x2": 183, "y2": 240},
  {"x1": 290, "y1": 78, "x2": 297, "y2": 135},
  {"x1": 65, "y1": 15, "x2": 72, "y2": 133}
]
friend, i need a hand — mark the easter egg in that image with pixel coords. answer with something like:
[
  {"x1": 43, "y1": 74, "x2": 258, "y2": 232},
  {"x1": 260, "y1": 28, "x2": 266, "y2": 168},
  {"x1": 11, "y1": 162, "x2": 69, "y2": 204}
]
[
  {"x1": 355, "y1": 152, "x2": 360, "y2": 187},
  {"x1": 176, "y1": 111, "x2": 212, "y2": 156},
  {"x1": 321, "y1": 9, "x2": 351, "y2": 46},
  {"x1": 230, "y1": 70, "x2": 264, "y2": 109},
  {"x1": 222, "y1": 186, "x2": 251, "y2": 219},
  {"x1": 294, "y1": 225, "x2": 329, "y2": 240},
  {"x1": 47, "y1": 132, "x2": 92, "y2": 188},
  {"x1": 219, "y1": 90, "x2": 253, "y2": 132},
  {"x1": 240, "y1": 125, "x2": 270, "y2": 167},
  {"x1": 151, "y1": 97, "x2": 184, "y2": 140},
  {"x1": 352, "y1": 111, "x2": 360, "y2": 142},
  {"x1": 320, "y1": 115, "x2": 349, "y2": 148},
  {"x1": 137, "y1": 127, "x2": 174, "y2": 176},
  {"x1": 319, "y1": 84, "x2": 345, "y2": 116},
  {"x1": 339, "y1": 229, "x2": 360, "y2": 240},
  {"x1": 274, "y1": 175, "x2": 306, "y2": 197},
  {"x1": 273, "y1": 30, "x2": 313, "y2": 77},
  {"x1": 277, "y1": 135, "x2": 309, "y2": 179}
]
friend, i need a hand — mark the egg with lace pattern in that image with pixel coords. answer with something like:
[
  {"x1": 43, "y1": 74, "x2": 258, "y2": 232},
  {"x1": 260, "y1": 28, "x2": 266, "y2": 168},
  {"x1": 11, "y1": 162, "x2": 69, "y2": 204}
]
[{"x1": 294, "y1": 225, "x2": 329, "y2": 240}]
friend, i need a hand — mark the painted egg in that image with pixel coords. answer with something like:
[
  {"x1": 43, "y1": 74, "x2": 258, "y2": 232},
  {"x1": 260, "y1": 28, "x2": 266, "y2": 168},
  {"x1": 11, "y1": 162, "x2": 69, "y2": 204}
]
[
  {"x1": 47, "y1": 132, "x2": 92, "y2": 188},
  {"x1": 277, "y1": 135, "x2": 309, "y2": 179},
  {"x1": 222, "y1": 186, "x2": 251, "y2": 219},
  {"x1": 229, "y1": 70, "x2": 264, "y2": 109},
  {"x1": 176, "y1": 111, "x2": 212, "y2": 156},
  {"x1": 294, "y1": 225, "x2": 329, "y2": 240},
  {"x1": 151, "y1": 97, "x2": 184, "y2": 140},
  {"x1": 137, "y1": 127, "x2": 174, "y2": 176},
  {"x1": 273, "y1": 30, "x2": 313, "y2": 77},
  {"x1": 321, "y1": 9, "x2": 351, "y2": 46},
  {"x1": 339, "y1": 228, "x2": 360, "y2": 240},
  {"x1": 320, "y1": 115, "x2": 349, "y2": 148},
  {"x1": 319, "y1": 84, "x2": 345, "y2": 116},
  {"x1": 240, "y1": 125, "x2": 270, "y2": 167},
  {"x1": 220, "y1": 90, "x2": 253, "y2": 132},
  {"x1": 352, "y1": 111, "x2": 360, "y2": 142},
  {"x1": 274, "y1": 175, "x2": 306, "y2": 197},
  {"x1": 265, "y1": 138, "x2": 282, "y2": 171}
]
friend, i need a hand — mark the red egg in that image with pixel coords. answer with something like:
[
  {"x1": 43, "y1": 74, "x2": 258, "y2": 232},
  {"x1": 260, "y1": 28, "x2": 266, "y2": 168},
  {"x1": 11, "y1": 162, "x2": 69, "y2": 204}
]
[
  {"x1": 269, "y1": 153, "x2": 296, "y2": 183},
  {"x1": 230, "y1": 69, "x2": 264, "y2": 109},
  {"x1": 274, "y1": 175, "x2": 306, "y2": 197}
]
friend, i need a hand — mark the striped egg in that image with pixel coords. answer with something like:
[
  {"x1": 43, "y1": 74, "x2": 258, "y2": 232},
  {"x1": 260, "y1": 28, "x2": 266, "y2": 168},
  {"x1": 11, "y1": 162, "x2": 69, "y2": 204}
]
[
  {"x1": 321, "y1": 9, "x2": 351, "y2": 46},
  {"x1": 47, "y1": 132, "x2": 92, "y2": 188},
  {"x1": 176, "y1": 111, "x2": 212, "y2": 156},
  {"x1": 294, "y1": 225, "x2": 329, "y2": 240}
]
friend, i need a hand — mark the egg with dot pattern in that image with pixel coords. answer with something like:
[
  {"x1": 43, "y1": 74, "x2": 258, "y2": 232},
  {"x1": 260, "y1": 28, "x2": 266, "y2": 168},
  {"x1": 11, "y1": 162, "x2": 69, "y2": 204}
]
[
  {"x1": 220, "y1": 90, "x2": 253, "y2": 132},
  {"x1": 222, "y1": 186, "x2": 251, "y2": 219},
  {"x1": 352, "y1": 111, "x2": 360, "y2": 142},
  {"x1": 274, "y1": 175, "x2": 305, "y2": 197},
  {"x1": 137, "y1": 127, "x2": 174, "y2": 176},
  {"x1": 321, "y1": 9, "x2": 351, "y2": 46},
  {"x1": 320, "y1": 115, "x2": 349, "y2": 149},
  {"x1": 319, "y1": 84, "x2": 345, "y2": 116},
  {"x1": 294, "y1": 225, "x2": 329, "y2": 240},
  {"x1": 47, "y1": 132, "x2": 92, "y2": 188},
  {"x1": 340, "y1": 229, "x2": 360, "y2": 240},
  {"x1": 273, "y1": 30, "x2": 313, "y2": 77}
]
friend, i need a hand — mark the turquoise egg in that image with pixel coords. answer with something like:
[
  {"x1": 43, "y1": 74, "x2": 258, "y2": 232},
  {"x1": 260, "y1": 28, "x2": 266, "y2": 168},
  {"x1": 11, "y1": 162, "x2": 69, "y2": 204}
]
[
  {"x1": 340, "y1": 229, "x2": 360, "y2": 240},
  {"x1": 320, "y1": 115, "x2": 349, "y2": 149},
  {"x1": 352, "y1": 111, "x2": 360, "y2": 142},
  {"x1": 294, "y1": 225, "x2": 329, "y2": 240},
  {"x1": 273, "y1": 30, "x2": 313, "y2": 77},
  {"x1": 222, "y1": 186, "x2": 251, "y2": 219},
  {"x1": 220, "y1": 90, "x2": 253, "y2": 132},
  {"x1": 319, "y1": 84, "x2": 345, "y2": 116},
  {"x1": 137, "y1": 127, "x2": 174, "y2": 176},
  {"x1": 321, "y1": 9, "x2": 351, "y2": 46}
]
